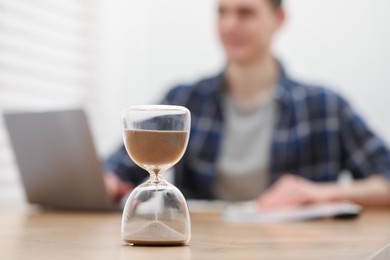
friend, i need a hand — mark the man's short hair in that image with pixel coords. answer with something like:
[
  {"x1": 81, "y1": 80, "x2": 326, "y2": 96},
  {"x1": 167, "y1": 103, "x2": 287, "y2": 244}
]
[{"x1": 269, "y1": 0, "x2": 283, "y2": 9}]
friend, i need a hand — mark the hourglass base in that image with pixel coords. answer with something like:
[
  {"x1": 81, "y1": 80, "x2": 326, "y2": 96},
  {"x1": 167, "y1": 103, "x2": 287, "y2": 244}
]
[
  {"x1": 121, "y1": 179, "x2": 191, "y2": 246},
  {"x1": 125, "y1": 241, "x2": 186, "y2": 246}
]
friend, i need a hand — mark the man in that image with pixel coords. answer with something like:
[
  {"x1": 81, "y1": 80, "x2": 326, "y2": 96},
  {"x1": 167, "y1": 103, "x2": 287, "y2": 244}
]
[{"x1": 105, "y1": 0, "x2": 390, "y2": 209}]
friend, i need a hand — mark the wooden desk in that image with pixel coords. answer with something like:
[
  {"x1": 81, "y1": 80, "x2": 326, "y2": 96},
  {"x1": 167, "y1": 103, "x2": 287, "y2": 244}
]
[{"x1": 1, "y1": 208, "x2": 390, "y2": 260}]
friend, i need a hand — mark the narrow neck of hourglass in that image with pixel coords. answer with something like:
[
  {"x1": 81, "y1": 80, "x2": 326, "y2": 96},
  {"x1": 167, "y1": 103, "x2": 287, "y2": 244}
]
[{"x1": 146, "y1": 166, "x2": 166, "y2": 184}]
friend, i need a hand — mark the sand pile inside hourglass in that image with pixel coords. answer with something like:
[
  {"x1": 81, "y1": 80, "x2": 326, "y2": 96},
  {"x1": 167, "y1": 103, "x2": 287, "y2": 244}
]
[{"x1": 125, "y1": 221, "x2": 187, "y2": 245}]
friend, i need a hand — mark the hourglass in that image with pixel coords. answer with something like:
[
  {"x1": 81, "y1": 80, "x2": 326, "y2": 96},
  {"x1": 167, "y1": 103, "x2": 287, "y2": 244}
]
[{"x1": 121, "y1": 105, "x2": 191, "y2": 246}]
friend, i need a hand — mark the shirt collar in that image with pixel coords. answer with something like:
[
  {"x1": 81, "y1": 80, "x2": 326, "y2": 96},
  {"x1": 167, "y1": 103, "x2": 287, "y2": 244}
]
[{"x1": 214, "y1": 59, "x2": 292, "y2": 106}]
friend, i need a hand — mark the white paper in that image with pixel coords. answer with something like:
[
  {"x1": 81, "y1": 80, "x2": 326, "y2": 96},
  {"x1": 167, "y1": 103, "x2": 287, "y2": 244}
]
[{"x1": 222, "y1": 201, "x2": 362, "y2": 223}]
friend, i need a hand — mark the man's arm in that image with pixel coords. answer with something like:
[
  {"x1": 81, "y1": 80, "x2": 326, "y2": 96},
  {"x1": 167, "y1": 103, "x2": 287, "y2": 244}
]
[
  {"x1": 260, "y1": 93, "x2": 390, "y2": 209},
  {"x1": 340, "y1": 175, "x2": 390, "y2": 206},
  {"x1": 103, "y1": 145, "x2": 148, "y2": 201},
  {"x1": 258, "y1": 174, "x2": 390, "y2": 210},
  {"x1": 104, "y1": 172, "x2": 134, "y2": 203}
]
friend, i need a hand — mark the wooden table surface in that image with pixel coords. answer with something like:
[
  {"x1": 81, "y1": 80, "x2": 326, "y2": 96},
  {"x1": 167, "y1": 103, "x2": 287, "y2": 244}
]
[{"x1": 1, "y1": 206, "x2": 390, "y2": 260}]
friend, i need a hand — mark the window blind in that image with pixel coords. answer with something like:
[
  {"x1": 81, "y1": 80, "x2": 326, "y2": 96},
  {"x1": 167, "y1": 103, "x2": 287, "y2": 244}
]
[{"x1": 0, "y1": 0, "x2": 102, "y2": 183}]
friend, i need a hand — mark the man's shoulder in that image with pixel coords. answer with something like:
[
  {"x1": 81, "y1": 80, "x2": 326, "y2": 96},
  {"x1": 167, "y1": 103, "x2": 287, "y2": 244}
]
[
  {"x1": 162, "y1": 73, "x2": 222, "y2": 105},
  {"x1": 286, "y1": 78, "x2": 345, "y2": 105}
]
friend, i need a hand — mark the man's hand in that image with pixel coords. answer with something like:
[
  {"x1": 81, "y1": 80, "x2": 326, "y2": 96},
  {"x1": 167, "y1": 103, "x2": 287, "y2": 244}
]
[
  {"x1": 258, "y1": 174, "x2": 339, "y2": 210},
  {"x1": 258, "y1": 174, "x2": 390, "y2": 210},
  {"x1": 104, "y1": 172, "x2": 134, "y2": 203}
]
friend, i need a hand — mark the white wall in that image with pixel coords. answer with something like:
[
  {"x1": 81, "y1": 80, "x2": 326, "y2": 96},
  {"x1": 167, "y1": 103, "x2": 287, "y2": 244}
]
[{"x1": 101, "y1": 0, "x2": 390, "y2": 155}]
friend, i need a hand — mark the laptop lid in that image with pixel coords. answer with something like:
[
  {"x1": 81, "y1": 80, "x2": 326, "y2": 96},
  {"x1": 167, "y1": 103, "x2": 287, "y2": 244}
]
[{"x1": 3, "y1": 109, "x2": 115, "y2": 210}]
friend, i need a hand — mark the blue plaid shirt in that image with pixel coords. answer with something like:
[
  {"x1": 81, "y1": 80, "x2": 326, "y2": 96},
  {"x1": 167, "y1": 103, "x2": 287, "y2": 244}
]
[{"x1": 105, "y1": 63, "x2": 390, "y2": 199}]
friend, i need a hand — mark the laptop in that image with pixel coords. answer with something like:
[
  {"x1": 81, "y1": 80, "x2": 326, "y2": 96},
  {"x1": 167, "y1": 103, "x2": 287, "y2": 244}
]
[{"x1": 3, "y1": 109, "x2": 120, "y2": 211}]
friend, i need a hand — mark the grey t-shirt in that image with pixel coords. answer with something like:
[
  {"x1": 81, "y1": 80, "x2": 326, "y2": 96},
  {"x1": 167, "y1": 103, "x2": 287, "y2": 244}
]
[{"x1": 215, "y1": 94, "x2": 277, "y2": 201}]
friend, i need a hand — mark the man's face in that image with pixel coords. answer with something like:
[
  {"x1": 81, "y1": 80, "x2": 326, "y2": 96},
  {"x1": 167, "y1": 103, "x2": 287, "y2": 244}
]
[{"x1": 217, "y1": 0, "x2": 284, "y2": 64}]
